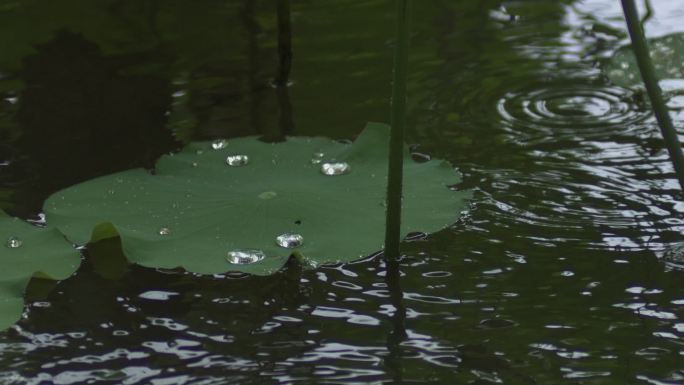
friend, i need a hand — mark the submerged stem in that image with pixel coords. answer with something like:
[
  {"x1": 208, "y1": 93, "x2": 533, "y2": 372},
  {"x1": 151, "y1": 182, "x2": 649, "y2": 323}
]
[
  {"x1": 621, "y1": 0, "x2": 684, "y2": 192},
  {"x1": 384, "y1": 0, "x2": 411, "y2": 261}
]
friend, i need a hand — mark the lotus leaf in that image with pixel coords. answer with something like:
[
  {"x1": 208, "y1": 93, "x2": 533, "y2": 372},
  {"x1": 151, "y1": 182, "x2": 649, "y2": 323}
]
[
  {"x1": 0, "y1": 211, "x2": 81, "y2": 330},
  {"x1": 45, "y1": 123, "x2": 470, "y2": 275}
]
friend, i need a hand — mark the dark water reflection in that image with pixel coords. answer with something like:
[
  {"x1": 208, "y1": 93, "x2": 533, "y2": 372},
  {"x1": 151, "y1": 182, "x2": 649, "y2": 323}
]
[{"x1": 1, "y1": 0, "x2": 684, "y2": 384}]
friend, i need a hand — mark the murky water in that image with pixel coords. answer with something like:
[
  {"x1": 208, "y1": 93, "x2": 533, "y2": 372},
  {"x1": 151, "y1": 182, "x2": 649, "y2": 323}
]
[{"x1": 1, "y1": 0, "x2": 684, "y2": 384}]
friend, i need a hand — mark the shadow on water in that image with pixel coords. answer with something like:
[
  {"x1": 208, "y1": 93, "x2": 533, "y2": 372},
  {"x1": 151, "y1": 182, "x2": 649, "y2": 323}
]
[{"x1": 8, "y1": 30, "x2": 177, "y2": 216}]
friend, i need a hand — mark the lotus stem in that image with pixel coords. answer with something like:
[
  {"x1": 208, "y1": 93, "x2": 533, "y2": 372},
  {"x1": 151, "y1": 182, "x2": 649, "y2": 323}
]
[
  {"x1": 621, "y1": 0, "x2": 684, "y2": 191},
  {"x1": 385, "y1": 0, "x2": 411, "y2": 261}
]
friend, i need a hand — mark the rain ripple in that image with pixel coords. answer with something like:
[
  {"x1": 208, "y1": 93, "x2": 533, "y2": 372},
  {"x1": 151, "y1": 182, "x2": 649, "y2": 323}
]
[{"x1": 497, "y1": 82, "x2": 651, "y2": 145}]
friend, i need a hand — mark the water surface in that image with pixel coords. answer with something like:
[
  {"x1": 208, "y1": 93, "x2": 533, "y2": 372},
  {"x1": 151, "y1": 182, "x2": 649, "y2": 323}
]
[{"x1": 1, "y1": 0, "x2": 683, "y2": 383}]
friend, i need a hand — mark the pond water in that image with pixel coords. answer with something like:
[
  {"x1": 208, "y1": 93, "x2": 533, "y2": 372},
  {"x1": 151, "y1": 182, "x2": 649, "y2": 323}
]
[{"x1": 1, "y1": 0, "x2": 684, "y2": 384}]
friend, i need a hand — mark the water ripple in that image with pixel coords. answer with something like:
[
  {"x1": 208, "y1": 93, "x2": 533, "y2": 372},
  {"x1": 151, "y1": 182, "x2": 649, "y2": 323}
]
[{"x1": 497, "y1": 83, "x2": 651, "y2": 145}]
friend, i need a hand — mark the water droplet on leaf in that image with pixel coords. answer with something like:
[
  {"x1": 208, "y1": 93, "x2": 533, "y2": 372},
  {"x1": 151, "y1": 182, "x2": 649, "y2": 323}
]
[
  {"x1": 276, "y1": 233, "x2": 304, "y2": 248},
  {"x1": 227, "y1": 249, "x2": 265, "y2": 264},
  {"x1": 320, "y1": 162, "x2": 351, "y2": 176},
  {"x1": 211, "y1": 139, "x2": 228, "y2": 150},
  {"x1": 310, "y1": 152, "x2": 325, "y2": 164},
  {"x1": 258, "y1": 191, "x2": 278, "y2": 200},
  {"x1": 6, "y1": 236, "x2": 22, "y2": 248},
  {"x1": 226, "y1": 154, "x2": 249, "y2": 166}
]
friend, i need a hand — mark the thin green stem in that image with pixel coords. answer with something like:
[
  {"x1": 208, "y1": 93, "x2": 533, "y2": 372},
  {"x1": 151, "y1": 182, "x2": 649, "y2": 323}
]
[
  {"x1": 384, "y1": 0, "x2": 411, "y2": 262},
  {"x1": 621, "y1": 0, "x2": 684, "y2": 191}
]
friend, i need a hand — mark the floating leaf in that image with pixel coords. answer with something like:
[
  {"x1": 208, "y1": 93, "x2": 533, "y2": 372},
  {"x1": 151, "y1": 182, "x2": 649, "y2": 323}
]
[
  {"x1": 0, "y1": 211, "x2": 81, "y2": 330},
  {"x1": 45, "y1": 123, "x2": 470, "y2": 275},
  {"x1": 605, "y1": 32, "x2": 684, "y2": 87}
]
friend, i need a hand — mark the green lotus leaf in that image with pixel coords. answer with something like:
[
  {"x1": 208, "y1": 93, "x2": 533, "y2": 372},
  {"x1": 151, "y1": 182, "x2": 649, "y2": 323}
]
[
  {"x1": 605, "y1": 32, "x2": 684, "y2": 87},
  {"x1": 0, "y1": 211, "x2": 81, "y2": 330},
  {"x1": 45, "y1": 122, "x2": 470, "y2": 275}
]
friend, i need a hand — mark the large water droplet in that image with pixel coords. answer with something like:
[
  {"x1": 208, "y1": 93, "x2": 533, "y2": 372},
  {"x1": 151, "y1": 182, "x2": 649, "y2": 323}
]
[
  {"x1": 276, "y1": 233, "x2": 304, "y2": 248},
  {"x1": 310, "y1": 152, "x2": 325, "y2": 165},
  {"x1": 258, "y1": 191, "x2": 278, "y2": 200},
  {"x1": 227, "y1": 249, "x2": 265, "y2": 264},
  {"x1": 6, "y1": 236, "x2": 22, "y2": 248},
  {"x1": 158, "y1": 227, "x2": 171, "y2": 236},
  {"x1": 226, "y1": 154, "x2": 249, "y2": 166},
  {"x1": 211, "y1": 139, "x2": 228, "y2": 150},
  {"x1": 320, "y1": 161, "x2": 351, "y2": 176}
]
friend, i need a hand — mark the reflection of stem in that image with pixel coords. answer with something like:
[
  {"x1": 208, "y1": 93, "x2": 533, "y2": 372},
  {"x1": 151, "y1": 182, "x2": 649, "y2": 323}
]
[
  {"x1": 242, "y1": 0, "x2": 262, "y2": 135},
  {"x1": 276, "y1": 85, "x2": 294, "y2": 137},
  {"x1": 384, "y1": 257, "x2": 407, "y2": 383},
  {"x1": 621, "y1": 0, "x2": 684, "y2": 192},
  {"x1": 640, "y1": 0, "x2": 653, "y2": 28},
  {"x1": 263, "y1": 0, "x2": 294, "y2": 141},
  {"x1": 385, "y1": 0, "x2": 411, "y2": 262},
  {"x1": 273, "y1": 0, "x2": 292, "y2": 87}
]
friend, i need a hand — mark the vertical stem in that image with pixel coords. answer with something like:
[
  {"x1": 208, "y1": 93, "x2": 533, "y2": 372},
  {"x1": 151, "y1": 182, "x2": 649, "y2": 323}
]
[
  {"x1": 385, "y1": 0, "x2": 411, "y2": 261},
  {"x1": 274, "y1": 0, "x2": 292, "y2": 87},
  {"x1": 621, "y1": 0, "x2": 684, "y2": 191},
  {"x1": 384, "y1": 0, "x2": 410, "y2": 348}
]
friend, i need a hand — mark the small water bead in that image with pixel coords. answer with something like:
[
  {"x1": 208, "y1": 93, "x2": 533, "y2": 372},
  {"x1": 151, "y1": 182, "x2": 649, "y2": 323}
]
[
  {"x1": 6, "y1": 236, "x2": 22, "y2": 248},
  {"x1": 310, "y1": 152, "x2": 325, "y2": 165},
  {"x1": 158, "y1": 227, "x2": 171, "y2": 236},
  {"x1": 227, "y1": 249, "x2": 265, "y2": 264},
  {"x1": 226, "y1": 154, "x2": 249, "y2": 166},
  {"x1": 211, "y1": 139, "x2": 228, "y2": 150},
  {"x1": 276, "y1": 233, "x2": 304, "y2": 248},
  {"x1": 320, "y1": 161, "x2": 351, "y2": 176},
  {"x1": 258, "y1": 191, "x2": 278, "y2": 200}
]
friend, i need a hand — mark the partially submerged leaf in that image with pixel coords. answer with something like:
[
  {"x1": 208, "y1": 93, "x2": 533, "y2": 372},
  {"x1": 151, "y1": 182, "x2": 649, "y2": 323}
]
[
  {"x1": 45, "y1": 123, "x2": 470, "y2": 275},
  {"x1": 605, "y1": 32, "x2": 684, "y2": 87},
  {"x1": 0, "y1": 213, "x2": 81, "y2": 330}
]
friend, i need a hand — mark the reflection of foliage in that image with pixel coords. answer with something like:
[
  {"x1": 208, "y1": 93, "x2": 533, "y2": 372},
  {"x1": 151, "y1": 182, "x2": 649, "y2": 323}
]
[
  {"x1": 0, "y1": 0, "x2": 274, "y2": 141},
  {"x1": 0, "y1": 0, "x2": 247, "y2": 71},
  {"x1": 0, "y1": 0, "x2": 156, "y2": 70},
  {"x1": 605, "y1": 32, "x2": 684, "y2": 87}
]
